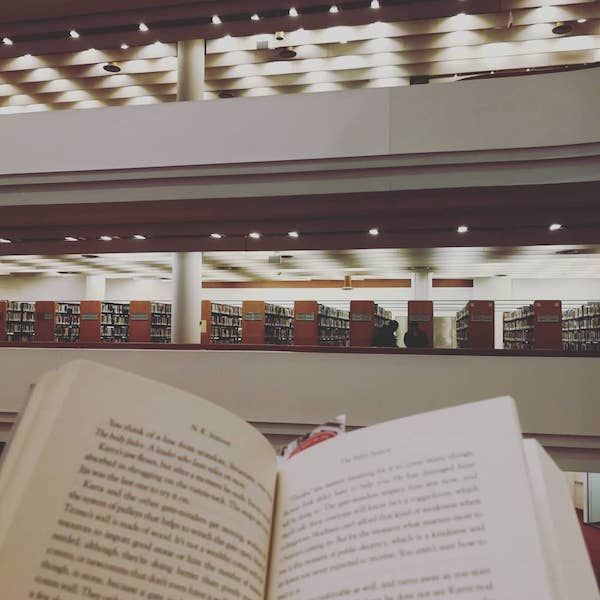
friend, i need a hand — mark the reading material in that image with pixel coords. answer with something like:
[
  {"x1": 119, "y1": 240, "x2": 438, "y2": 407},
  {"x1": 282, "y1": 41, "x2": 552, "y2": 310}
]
[{"x1": 0, "y1": 360, "x2": 596, "y2": 600}]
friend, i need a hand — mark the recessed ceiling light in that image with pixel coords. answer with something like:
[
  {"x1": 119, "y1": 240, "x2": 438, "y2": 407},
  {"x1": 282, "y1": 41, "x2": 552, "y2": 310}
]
[
  {"x1": 549, "y1": 223, "x2": 563, "y2": 231},
  {"x1": 69, "y1": 30, "x2": 80, "y2": 39},
  {"x1": 212, "y1": 15, "x2": 222, "y2": 25},
  {"x1": 370, "y1": 0, "x2": 380, "y2": 8},
  {"x1": 368, "y1": 228, "x2": 379, "y2": 236},
  {"x1": 288, "y1": 231, "x2": 300, "y2": 238},
  {"x1": 139, "y1": 23, "x2": 149, "y2": 32},
  {"x1": 251, "y1": 13, "x2": 260, "y2": 21},
  {"x1": 329, "y1": 5, "x2": 339, "y2": 14},
  {"x1": 0, "y1": 238, "x2": 11, "y2": 244},
  {"x1": 120, "y1": 43, "x2": 129, "y2": 49},
  {"x1": 103, "y1": 62, "x2": 121, "y2": 73},
  {"x1": 249, "y1": 232, "x2": 261, "y2": 239},
  {"x1": 2, "y1": 37, "x2": 13, "y2": 46},
  {"x1": 456, "y1": 12, "x2": 466, "y2": 16},
  {"x1": 64, "y1": 236, "x2": 78, "y2": 242},
  {"x1": 99, "y1": 235, "x2": 113, "y2": 241},
  {"x1": 577, "y1": 18, "x2": 588, "y2": 24},
  {"x1": 552, "y1": 21, "x2": 572, "y2": 35},
  {"x1": 457, "y1": 225, "x2": 469, "y2": 233},
  {"x1": 133, "y1": 234, "x2": 147, "y2": 240},
  {"x1": 289, "y1": 7, "x2": 299, "y2": 17},
  {"x1": 210, "y1": 233, "x2": 223, "y2": 239}
]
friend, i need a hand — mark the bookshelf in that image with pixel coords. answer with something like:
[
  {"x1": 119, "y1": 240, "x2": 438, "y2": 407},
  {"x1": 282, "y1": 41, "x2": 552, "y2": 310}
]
[
  {"x1": 349, "y1": 301, "x2": 393, "y2": 347},
  {"x1": 201, "y1": 300, "x2": 242, "y2": 345},
  {"x1": 456, "y1": 301, "x2": 495, "y2": 350},
  {"x1": 6, "y1": 301, "x2": 35, "y2": 343},
  {"x1": 80, "y1": 301, "x2": 101, "y2": 343},
  {"x1": 563, "y1": 302, "x2": 600, "y2": 352},
  {"x1": 55, "y1": 302, "x2": 81, "y2": 342},
  {"x1": 35, "y1": 301, "x2": 57, "y2": 342},
  {"x1": 503, "y1": 301, "x2": 562, "y2": 351},
  {"x1": 101, "y1": 302, "x2": 129, "y2": 343},
  {"x1": 0, "y1": 301, "x2": 6, "y2": 341},
  {"x1": 293, "y1": 301, "x2": 350, "y2": 347},
  {"x1": 242, "y1": 301, "x2": 293, "y2": 345},
  {"x1": 408, "y1": 300, "x2": 434, "y2": 349},
  {"x1": 151, "y1": 302, "x2": 172, "y2": 343},
  {"x1": 127, "y1": 301, "x2": 171, "y2": 343}
]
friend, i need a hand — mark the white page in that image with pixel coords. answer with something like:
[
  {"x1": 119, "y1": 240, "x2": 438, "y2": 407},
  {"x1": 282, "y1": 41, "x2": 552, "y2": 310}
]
[
  {"x1": 268, "y1": 397, "x2": 555, "y2": 600},
  {"x1": 523, "y1": 439, "x2": 599, "y2": 600},
  {"x1": 0, "y1": 360, "x2": 277, "y2": 600}
]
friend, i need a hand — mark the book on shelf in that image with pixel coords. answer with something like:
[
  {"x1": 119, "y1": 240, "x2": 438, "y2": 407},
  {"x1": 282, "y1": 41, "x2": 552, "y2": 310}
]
[
  {"x1": 101, "y1": 302, "x2": 129, "y2": 343},
  {"x1": 55, "y1": 302, "x2": 80, "y2": 343},
  {"x1": 150, "y1": 302, "x2": 172, "y2": 344},
  {"x1": 5, "y1": 301, "x2": 36, "y2": 343},
  {"x1": 0, "y1": 360, "x2": 596, "y2": 599},
  {"x1": 563, "y1": 302, "x2": 600, "y2": 352}
]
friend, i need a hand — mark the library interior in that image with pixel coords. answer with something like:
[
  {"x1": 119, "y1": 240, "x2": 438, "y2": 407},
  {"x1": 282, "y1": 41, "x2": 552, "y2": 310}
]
[{"x1": 1, "y1": 0, "x2": 600, "y2": 591}]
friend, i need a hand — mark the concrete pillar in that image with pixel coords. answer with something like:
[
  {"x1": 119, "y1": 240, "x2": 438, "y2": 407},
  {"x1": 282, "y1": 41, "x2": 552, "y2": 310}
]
[
  {"x1": 172, "y1": 252, "x2": 203, "y2": 343},
  {"x1": 177, "y1": 39, "x2": 206, "y2": 101},
  {"x1": 413, "y1": 271, "x2": 430, "y2": 300},
  {"x1": 86, "y1": 275, "x2": 106, "y2": 300}
]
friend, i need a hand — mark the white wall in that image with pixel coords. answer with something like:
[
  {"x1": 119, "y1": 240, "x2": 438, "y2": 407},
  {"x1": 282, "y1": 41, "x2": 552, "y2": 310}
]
[
  {"x1": 1, "y1": 347, "x2": 599, "y2": 472},
  {"x1": 1, "y1": 274, "x2": 598, "y2": 314},
  {"x1": 1, "y1": 69, "x2": 598, "y2": 176}
]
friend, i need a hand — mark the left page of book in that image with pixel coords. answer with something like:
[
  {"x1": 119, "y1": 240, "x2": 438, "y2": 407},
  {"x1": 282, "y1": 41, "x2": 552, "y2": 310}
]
[{"x1": 0, "y1": 360, "x2": 277, "y2": 600}]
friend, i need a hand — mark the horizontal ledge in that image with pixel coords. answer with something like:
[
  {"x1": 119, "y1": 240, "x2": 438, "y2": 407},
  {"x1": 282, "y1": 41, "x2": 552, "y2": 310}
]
[{"x1": 1, "y1": 342, "x2": 599, "y2": 358}]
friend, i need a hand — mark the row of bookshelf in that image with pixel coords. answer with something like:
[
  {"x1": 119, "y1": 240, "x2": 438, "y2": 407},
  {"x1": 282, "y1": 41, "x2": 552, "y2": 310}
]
[
  {"x1": 502, "y1": 301, "x2": 562, "y2": 351},
  {"x1": 562, "y1": 302, "x2": 600, "y2": 352},
  {"x1": 455, "y1": 301, "x2": 495, "y2": 350}
]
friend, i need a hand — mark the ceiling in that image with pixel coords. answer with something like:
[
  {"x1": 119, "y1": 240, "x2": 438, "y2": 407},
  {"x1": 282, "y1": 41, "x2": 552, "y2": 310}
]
[
  {"x1": 0, "y1": 0, "x2": 598, "y2": 107},
  {"x1": 2, "y1": 245, "x2": 600, "y2": 280}
]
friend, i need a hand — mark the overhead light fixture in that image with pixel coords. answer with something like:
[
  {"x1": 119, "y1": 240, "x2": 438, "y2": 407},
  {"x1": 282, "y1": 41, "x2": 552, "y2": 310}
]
[
  {"x1": 103, "y1": 62, "x2": 121, "y2": 73},
  {"x1": 552, "y1": 21, "x2": 572, "y2": 35},
  {"x1": 64, "y1": 236, "x2": 78, "y2": 242},
  {"x1": 69, "y1": 30, "x2": 80, "y2": 39},
  {"x1": 133, "y1": 234, "x2": 147, "y2": 240},
  {"x1": 0, "y1": 238, "x2": 12, "y2": 244},
  {"x1": 138, "y1": 23, "x2": 149, "y2": 32},
  {"x1": 249, "y1": 232, "x2": 261, "y2": 239},
  {"x1": 99, "y1": 235, "x2": 113, "y2": 241},
  {"x1": 368, "y1": 228, "x2": 379, "y2": 236},
  {"x1": 456, "y1": 12, "x2": 466, "y2": 16},
  {"x1": 2, "y1": 37, "x2": 13, "y2": 46},
  {"x1": 210, "y1": 233, "x2": 223, "y2": 239},
  {"x1": 288, "y1": 231, "x2": 300, "y2": 238},
  {"x1": 457, "y1": 225, "x2": 469, "y2": 233},
  {"x1": 279, "y1": 46, "x2": 297, "y2": 58},
  {"x1": 329, "y1": 5, "x2": 339, "y2": 14},
  {"x1": 549, "y1": 223, "x2": 563, "y2": 231},
  {"x1": 120, "y1": 43, "x2": 129, "y2": 50},
  {"x1": 212, "y1": 15, "x2": 222, "y2": 25},
  {"x1": 251, "y1": 13, "x2": 260, "y2": 21},
  {"x1": 289, "y1": 7, "x2": 299, "y2": 17},
  {"x1": 370, "y1": 0, "x2": 380, "y2": 8},
  {"x1": 577, "y1": 18, "x2": 588, "y2": 24}
]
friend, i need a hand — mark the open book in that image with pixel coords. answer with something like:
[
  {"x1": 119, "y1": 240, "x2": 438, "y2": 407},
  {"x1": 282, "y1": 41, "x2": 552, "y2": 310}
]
[{"x1": 0, "y1": 360, "x2": 596, "y2": 600}]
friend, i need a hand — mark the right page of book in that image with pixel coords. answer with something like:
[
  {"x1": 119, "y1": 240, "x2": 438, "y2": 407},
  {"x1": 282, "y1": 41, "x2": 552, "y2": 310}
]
[{"x1": 268, "y1": 397, "x2": 555, "y2": 600}]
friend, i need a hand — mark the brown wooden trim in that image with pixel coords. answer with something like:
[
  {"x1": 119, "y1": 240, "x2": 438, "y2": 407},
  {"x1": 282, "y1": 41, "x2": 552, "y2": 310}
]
[
  {"x1": 0, "y1": 341, "x2": 599, "y2": 358},
  {"x1": 432, "y1": 279, "x2": 474, "y2": 288},
  {"x1": 203, "y1": 279, "x2": 411, "y2": 289}
]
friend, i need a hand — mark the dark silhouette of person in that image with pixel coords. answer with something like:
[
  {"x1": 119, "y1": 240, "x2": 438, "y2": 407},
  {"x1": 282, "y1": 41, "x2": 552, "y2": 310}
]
[
  {"x1": 404, "y1": 321, "x2": 429, "y2": 348},
  {"x1": 373, "y1": 320, "x2": 399, "y2": 347}
]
